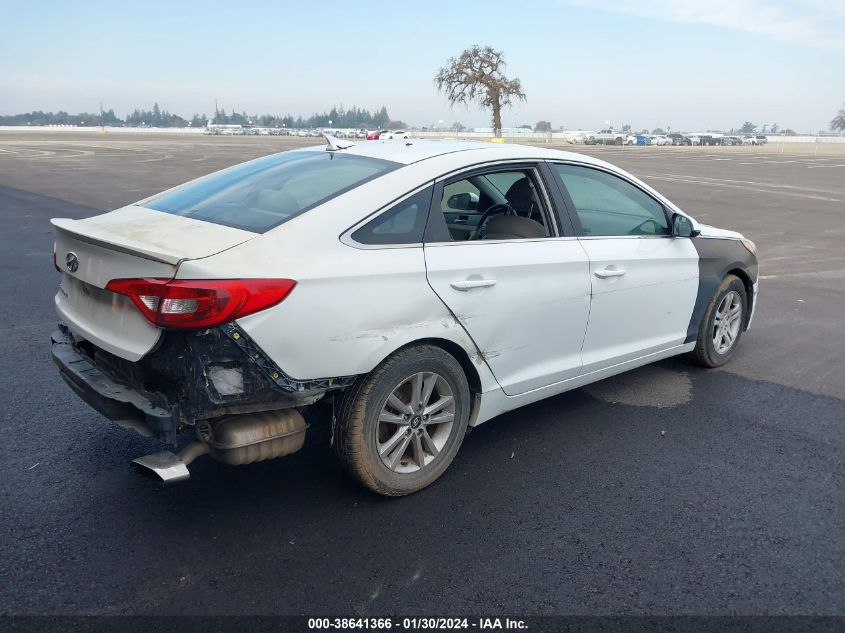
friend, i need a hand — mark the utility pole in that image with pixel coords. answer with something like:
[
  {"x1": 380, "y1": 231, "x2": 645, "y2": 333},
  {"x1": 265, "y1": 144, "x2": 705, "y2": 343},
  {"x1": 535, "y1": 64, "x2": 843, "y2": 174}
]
[{"x1": 99, "y1": 101, "x2": 105, "y2": 132}]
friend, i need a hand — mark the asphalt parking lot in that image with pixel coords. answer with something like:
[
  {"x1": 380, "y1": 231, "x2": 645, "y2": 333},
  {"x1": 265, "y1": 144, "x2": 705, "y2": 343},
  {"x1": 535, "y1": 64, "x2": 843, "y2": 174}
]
[{"x1": 0, "y1": 132, "x2": 843, "y2": 616}]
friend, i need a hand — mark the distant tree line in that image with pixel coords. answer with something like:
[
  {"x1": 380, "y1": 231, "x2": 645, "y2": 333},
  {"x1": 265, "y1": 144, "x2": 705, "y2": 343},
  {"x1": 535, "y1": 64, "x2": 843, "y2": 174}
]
[
  {"x1": 0, "y1": 109, "x2": 123, "y2": 127},
  {"x1": 227, "y1": 105, "x2": 406, "y2": 130},
  {"x1": 728, "y1": 122, "x2": 784, "y2": 134},
  {"x1": 0, "y1": 103, "x2": 405, "y2": 129},
  {"x1": 121, "y1": 103, "x2": 195, "y2": 127},
  {"x1": 830, "y1": 103, "x2": 844, "y2": 132}
]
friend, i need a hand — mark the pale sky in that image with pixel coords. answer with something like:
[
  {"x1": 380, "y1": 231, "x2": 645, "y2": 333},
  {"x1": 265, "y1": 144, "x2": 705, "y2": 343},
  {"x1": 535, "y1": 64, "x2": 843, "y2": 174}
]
[{"x1": 1, "y1": 0, "x2": 843, "y2": 132}]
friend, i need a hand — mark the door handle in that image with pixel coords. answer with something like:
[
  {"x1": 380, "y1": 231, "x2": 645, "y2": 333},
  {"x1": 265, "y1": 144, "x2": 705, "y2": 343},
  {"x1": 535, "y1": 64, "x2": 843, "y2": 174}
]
[
  {"x1": 450, "y1": 279, "x2": 498, "y2": 291},
  {"x1": 594, "y1": 268, "x2": 627, "y2": 279}
]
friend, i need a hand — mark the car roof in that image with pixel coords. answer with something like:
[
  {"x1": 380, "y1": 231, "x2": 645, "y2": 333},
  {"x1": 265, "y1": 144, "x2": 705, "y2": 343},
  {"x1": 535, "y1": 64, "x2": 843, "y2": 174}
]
[{"x1": 300, "y1": 139, "x2": 608, "y2": 167}]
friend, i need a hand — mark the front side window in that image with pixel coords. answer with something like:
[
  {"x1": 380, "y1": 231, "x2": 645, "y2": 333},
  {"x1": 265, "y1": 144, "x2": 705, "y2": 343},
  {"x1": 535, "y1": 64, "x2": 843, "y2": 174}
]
[
  {"x1": 429, "y1": 168, "x2": 552, "y2": 242},
  {"x1": 144, "y1": 151, "x2": 400, "y2": 233},
  {"x1": 552, "y1": 164, "x2": 669, "y2": 236},
  {"x1": 351, "y1": 186, "x2": 433, "y2": 245}
]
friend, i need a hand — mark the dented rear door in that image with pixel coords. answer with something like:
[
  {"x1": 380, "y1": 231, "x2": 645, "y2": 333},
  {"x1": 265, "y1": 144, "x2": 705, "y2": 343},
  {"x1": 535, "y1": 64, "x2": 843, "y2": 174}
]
[{"x1": 424, "y1": 238, "x2": 592, "y2": 396}]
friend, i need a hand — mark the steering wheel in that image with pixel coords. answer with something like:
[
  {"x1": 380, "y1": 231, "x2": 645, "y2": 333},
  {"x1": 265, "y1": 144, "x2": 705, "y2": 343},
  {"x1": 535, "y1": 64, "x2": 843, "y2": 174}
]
[
  {"x1": 472, "y1": 203, "x2": 513, "y2": 240},
  {"x1": 627, "y1": 218, "x2": 663, "y2": 235}
]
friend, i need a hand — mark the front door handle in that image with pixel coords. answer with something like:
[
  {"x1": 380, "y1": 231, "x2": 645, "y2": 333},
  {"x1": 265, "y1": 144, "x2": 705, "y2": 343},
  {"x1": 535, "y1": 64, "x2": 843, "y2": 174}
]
[
  {"x1": 594, "y1": 267, "x2": 627, "y2": 279},
  {"x1": 450, "y1": 279, "x2": 498, "y2": 291}
]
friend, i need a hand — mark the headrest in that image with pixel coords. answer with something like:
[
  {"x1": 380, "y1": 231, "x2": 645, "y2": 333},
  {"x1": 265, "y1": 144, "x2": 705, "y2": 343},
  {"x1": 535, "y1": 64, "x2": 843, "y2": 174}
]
[{"x1": 504, "y1": 177, "x2": 535, "y2": 210}]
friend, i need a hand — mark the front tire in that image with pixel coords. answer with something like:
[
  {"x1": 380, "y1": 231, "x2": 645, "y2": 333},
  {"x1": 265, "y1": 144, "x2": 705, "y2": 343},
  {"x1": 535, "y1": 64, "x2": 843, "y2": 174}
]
[
  {"x1": 334, "y1": 345, "x2": 470, "y2": 496},
  {"x1": 689, "y1": 275, "x2": 747, "y2": 368}
]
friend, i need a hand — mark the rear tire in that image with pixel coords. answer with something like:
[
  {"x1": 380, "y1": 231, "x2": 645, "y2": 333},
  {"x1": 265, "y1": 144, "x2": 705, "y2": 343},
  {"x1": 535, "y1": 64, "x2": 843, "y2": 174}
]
[
  {"x1": 334, "y1": 345, "x2": 470, "y2": 496},
  {"x1": 689, "y1": 275, "x2": 747, "y2": 368}
]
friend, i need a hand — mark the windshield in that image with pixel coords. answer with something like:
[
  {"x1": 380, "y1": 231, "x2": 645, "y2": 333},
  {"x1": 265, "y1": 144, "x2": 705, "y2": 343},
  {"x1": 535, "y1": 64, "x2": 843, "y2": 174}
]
[{"x1": 143, "y1": 150, "x2": 400, "y2": 232}]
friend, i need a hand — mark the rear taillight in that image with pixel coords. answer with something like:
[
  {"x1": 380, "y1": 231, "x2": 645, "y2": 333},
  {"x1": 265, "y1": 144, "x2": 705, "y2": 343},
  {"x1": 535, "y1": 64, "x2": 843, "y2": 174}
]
[{"x1": 105, "y1": 278, "x2": 296, "y2": 330}]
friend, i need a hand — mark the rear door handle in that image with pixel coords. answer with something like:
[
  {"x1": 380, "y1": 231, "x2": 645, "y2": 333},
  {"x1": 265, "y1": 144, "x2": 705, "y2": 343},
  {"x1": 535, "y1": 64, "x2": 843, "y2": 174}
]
[
  {"x1": 594, "y1": 268, "x2": 627, "y2": 279},
  {"x1": 450, "y1": 279, "x2": 498, "y2": 291}
]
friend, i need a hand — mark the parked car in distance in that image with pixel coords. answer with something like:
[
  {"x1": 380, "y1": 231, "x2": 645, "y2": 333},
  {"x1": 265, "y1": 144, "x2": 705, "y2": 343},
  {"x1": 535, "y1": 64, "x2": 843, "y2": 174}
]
[
  {"x1": 564, "y1": 131, "x2": 592, "y2": 144},
  {"x1": 743, "y1": 135, "x2": 768, "y2": 145},
  {"x1": 366, "y1": 130, "x2": 388, "y2": 140},
  {"x1": 624, "y1": 134, "x2": 638, "y2": 145},
  {"x1": 692, "y1": 133, "x2": 723, "y2": 146},
  {"x1": 668, "y1": 133, "x2": 691, "y2": 146},
  {"x1": 722, "y1": 136, "x2": 743, "y2": 146},
  {"x1": 650, "y1": 135, "x2": 672, "y2": 146},
  {"x1": 590, "y1": 129, "x2": 626, "y2": 145},
  {"x1": 380, "y1": 130, "x2": 410, "y2": 140},
  {"x1": 50, "y1": 138, "x2": 758, "y2": 496}
]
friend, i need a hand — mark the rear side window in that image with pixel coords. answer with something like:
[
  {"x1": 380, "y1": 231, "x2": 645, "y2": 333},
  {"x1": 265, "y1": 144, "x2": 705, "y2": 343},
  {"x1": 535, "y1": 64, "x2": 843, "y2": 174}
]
[
  {"x1": 351, "y1": 186, "x2": 433, "y2": 245},
  {"x1": 552, "y1": 164, "x2": 669, "y2": 236},
  {"x1": 144, "y1": 150, "x2": 400, "y2": 233}
]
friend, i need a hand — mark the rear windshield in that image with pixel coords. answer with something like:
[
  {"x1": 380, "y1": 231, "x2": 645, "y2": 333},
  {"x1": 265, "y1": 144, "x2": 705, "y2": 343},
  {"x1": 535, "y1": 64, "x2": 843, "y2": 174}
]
[{"x1": 143, "y1": 150, "x2": 400, "y2": 232}]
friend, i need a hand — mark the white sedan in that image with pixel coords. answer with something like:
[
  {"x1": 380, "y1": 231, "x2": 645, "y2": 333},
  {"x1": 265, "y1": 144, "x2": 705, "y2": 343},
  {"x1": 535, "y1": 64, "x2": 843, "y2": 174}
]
[
  {"x1": 51, "y1": 138, "x2": 758, "y2": 495},
  {"x1": 650, "y1": 135, "x2": 672, "y2": 146},
  {"x1": 379, "y1": 130, "x2": 410, "y2": 139}
]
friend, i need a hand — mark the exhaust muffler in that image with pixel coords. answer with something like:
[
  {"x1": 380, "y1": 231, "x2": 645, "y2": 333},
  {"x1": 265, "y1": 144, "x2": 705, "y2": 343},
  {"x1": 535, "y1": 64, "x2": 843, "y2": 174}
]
[{"x1": 132, "y1": 409, "x2": 308, "y2": 483}]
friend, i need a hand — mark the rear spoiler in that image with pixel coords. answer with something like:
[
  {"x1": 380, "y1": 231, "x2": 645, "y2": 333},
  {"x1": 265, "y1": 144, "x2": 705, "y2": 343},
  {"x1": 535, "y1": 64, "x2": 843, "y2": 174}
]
[
  {"x1": 51, "y1": 205, "x2": 258, "y2": 266},
  {"x1": 52, "y1": 218, "x2": 180, "y2": 265}
]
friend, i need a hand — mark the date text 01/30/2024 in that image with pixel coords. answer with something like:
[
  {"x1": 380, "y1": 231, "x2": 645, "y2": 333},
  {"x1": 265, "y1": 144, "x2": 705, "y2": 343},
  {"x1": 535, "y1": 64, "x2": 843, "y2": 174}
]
[{"x1": 307, "y1": 617, "x2": 528, "y2": 630}]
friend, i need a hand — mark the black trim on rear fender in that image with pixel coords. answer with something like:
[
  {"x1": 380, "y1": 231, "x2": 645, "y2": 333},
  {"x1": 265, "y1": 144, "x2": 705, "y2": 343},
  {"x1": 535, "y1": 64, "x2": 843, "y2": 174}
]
[{"x1": 221, "y1": 323, "x2": 357, "y2": 392}]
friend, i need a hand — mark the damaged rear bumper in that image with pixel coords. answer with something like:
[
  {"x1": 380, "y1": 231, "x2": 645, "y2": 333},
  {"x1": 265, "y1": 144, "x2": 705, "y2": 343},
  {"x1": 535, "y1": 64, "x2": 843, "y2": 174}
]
[
  {"x1": 52, "y1": 324, "x2": 356, "y2": 447},
  {"x1": 52, "y1": 327, "x2": 314, "y2": 481},
  {"x1": 51, "y1": 328, "x2": 176, "y2": 441}
]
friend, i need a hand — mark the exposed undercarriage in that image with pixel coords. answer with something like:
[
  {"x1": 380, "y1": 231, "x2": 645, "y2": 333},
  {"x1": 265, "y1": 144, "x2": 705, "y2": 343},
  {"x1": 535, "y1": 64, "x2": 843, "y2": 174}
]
[{"x1": 51, "y1": 324, "x2": 353, "y2": 481}]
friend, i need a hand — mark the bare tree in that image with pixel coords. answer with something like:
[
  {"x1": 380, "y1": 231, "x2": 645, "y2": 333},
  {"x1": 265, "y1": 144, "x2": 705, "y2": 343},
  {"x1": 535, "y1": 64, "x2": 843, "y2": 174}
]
[
  {"x1": 435, "y1": 45, "x2": 525, "y2": 137},
  {"x1": 832, "y1": 104, "x2": 845, "y2": 132}
]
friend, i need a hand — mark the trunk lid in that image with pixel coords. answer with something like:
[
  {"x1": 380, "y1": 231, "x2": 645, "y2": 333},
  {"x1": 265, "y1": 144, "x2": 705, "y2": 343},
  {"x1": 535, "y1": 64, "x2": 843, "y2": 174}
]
[{"x1": 53, "y1": 206, "x2": 257, "y2": 361}]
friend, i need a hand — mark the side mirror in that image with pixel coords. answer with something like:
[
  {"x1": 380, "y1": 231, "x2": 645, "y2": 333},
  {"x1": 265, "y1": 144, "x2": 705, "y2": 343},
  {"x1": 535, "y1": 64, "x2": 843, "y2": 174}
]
[
  {"x1": 672, "y1": 213, "x2": 699, "y2": 238},
  {"x1": 446, "y1": 192, "x2": 478, "y2": 211}
]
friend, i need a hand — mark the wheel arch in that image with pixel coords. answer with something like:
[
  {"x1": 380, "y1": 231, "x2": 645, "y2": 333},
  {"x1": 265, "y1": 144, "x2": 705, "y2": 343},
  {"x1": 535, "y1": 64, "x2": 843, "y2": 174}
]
[
  {"x1": 726, "y1": 267, "x2": 754, "y2": 330},
  {"x1": 353, "y1": 336, "x2": 486, "y2": 425},
  {"x1": 686, "y1": 237, "x2": 759, "y2": 343},
  {"x1": 384, "y1": 337, "x2": 483, "y2": 395}
]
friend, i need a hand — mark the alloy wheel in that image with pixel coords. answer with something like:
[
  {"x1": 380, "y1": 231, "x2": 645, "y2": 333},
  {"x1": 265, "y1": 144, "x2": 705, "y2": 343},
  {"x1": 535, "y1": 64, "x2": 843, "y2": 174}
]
[
  {"x1": 376, "y1": 372, "x2": 455, "y2": 473},
  {"x1": 712, "y1": 290, "x2": 743, "y2": 354}
]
